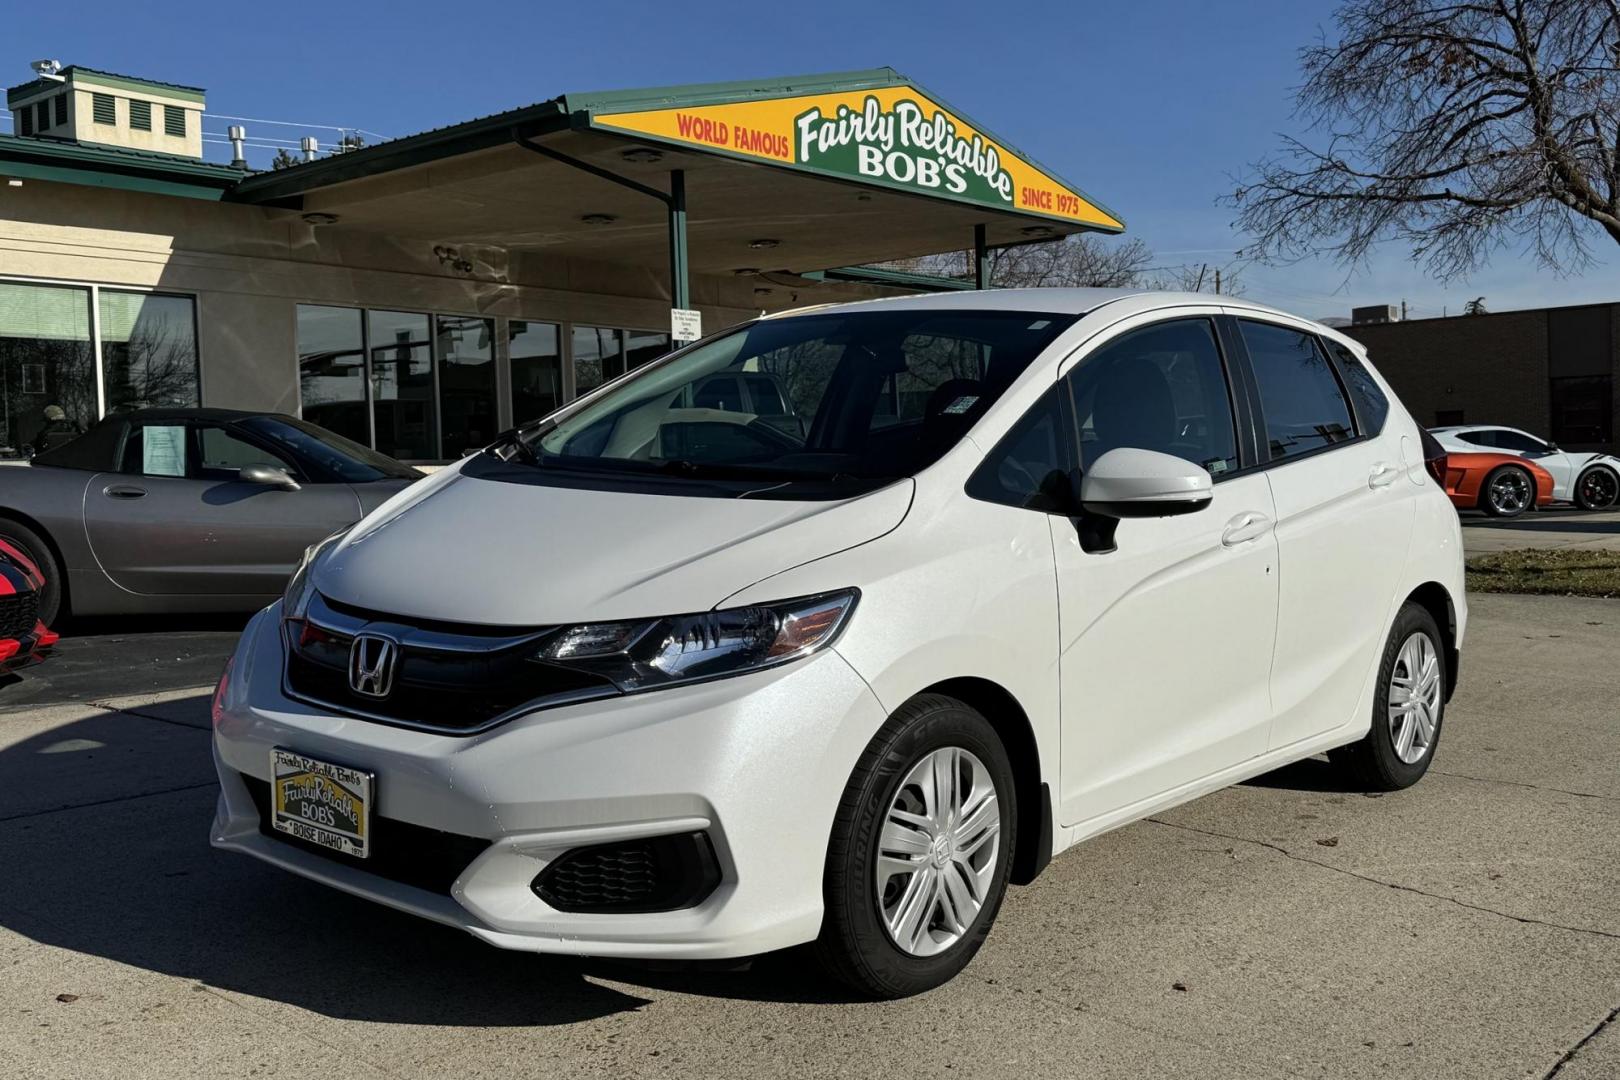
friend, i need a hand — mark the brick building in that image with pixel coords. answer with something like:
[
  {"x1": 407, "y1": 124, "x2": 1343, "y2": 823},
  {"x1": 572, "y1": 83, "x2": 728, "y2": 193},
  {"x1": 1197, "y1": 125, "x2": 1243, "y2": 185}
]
[{"x1": 1343, "y1": 302, "x2": 1619, "y2": 454}]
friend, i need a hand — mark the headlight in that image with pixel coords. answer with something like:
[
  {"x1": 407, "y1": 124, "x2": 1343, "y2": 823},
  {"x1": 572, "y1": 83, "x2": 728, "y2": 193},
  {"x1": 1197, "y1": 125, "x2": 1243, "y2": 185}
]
[
  {"x1": 536, "y1": 589, "x2": 858, "y2": 692},
  {"x1": 282, "y1": 528, "x2": 348, "y2": 620}
]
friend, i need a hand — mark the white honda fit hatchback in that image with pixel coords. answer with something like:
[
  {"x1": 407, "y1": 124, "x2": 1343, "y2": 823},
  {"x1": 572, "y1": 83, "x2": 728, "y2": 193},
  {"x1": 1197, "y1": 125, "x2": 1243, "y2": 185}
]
[{"x1": 212, "y1": 289, "x2": 1466, "y2": 997}]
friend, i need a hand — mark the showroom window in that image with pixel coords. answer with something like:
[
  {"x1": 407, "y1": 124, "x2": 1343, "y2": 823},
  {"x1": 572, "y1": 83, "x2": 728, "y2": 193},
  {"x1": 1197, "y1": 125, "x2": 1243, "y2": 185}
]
[
  {"x1": 368, "y1": 310, "x2": 435, "y2": 461},
  {"x1": 510, "y1": 320, "x2": 561, "y2": 426},
  {"x1": 436, "y1": 314, "x2": 496, "y2": 459},
  {"x1": 0, "y1": 279, "x2": 199, "y2": 459},
  {"x1": 1550, "y1": 375, "x2": 1613, "y2": 446},
  {"x1": 295, "y1": 306, "x2": 675, "y2": 460},
  {"x1": 99, "y1": 290, "x2": 201, "y2": 412},
  {"x1": 296, "y1": 305, "x2": 369, "y2": 446},
  {"x1": 0, "y1": 281, "x2": 97, "y2": 457}
]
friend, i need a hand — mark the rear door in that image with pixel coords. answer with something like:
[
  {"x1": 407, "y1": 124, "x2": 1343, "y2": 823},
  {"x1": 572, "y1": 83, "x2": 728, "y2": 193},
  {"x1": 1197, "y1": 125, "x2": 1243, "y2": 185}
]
[
  {"x1": 83, "y1": 420, "x2": 360, "y2": 597},
  {"x1": 1227, "y1": 317, "x2": 1418, "y2": 751}
]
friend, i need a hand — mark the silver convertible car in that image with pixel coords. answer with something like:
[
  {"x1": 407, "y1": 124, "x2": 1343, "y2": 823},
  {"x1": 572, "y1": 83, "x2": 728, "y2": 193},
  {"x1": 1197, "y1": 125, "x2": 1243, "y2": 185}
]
[{"x1": 0, "y1": 409, "x2": 419, "y2": 623}]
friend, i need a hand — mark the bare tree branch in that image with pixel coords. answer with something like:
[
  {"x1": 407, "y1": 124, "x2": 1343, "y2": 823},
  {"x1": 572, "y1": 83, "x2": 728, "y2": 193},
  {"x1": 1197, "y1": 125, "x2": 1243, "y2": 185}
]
[{"x1": 1228, "y1": 0, "x2": 1620, "y2": 280}]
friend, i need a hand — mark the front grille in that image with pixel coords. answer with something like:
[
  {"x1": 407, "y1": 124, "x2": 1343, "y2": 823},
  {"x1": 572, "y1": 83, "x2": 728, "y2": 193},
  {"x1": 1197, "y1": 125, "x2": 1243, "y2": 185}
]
[
  {"x1": 242, "y1": 774, "x2": 491, "y2": 896},
  {"x1": 0, "y1": 591, "x2": 39, "y2": 640},
  {"x1": 532, "y1": 832, "x2": 721, "y2": 914},
  {"x1": 283, "y1": 594, "x2": 618, "y2": 734}
]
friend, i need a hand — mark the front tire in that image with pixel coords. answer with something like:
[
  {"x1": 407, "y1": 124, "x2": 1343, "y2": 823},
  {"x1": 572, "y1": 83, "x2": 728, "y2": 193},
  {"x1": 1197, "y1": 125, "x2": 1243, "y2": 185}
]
[
  {"x1": 1574, "y1": 465, "x2": 1619, "y2": 511},
  {"x1": 1479, "y1": 465, "x2": 1534, "y2": 517},
  {"x1": 1329, "y1": 602, "x2": 1446, "y2": 791},
  {"x1": 815, "y1": 694, "x2": 1016, "y2": 998},
  {"x1": 0, "y1": 518, "x2": 64, "y2": 626}
]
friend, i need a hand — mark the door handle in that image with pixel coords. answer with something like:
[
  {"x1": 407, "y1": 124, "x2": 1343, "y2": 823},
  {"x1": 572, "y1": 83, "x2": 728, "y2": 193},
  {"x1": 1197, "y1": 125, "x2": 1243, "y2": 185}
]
[
  {"x1": 1368, "y1": 462, "x2": 1399, "y2": 489},
  {"x1": 1221, "y1": 511, "x2": 1272, "y2": 547},
  {"x1": 103, "y1": 484, "x2": 147, "y2": 499}
]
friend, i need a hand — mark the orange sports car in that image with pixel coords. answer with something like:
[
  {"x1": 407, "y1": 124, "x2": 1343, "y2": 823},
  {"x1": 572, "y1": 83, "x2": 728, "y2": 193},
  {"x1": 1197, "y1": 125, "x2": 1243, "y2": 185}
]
[{"x1": 1442, "y1": 451, "x2": 1556, "y2": 518}]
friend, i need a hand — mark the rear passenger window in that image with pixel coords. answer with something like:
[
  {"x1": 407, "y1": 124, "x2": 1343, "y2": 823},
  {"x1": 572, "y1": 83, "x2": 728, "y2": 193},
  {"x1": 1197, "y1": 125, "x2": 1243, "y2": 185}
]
[
  {"x1": 1238, "y1": 321, "x2": 1355, "y2": 460},
  {"x1": 966, "y1": 387, "x2": 1071, "y2": 511},
  {"x1": 1328, "y1": 343, "x2": 1390, "y2": 435},
  {"x1": 1068, "y1": 318, "x2": 1240, "y2": 477}
]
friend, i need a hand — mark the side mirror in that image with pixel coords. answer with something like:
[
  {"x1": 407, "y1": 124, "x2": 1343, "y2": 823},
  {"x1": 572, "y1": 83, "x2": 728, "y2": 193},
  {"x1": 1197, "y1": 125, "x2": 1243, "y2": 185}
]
[
  {"x1": 1080, "y1": 448, "x2": 1213, "y2": 517},
  {"x1": 1075, "y1": 448, "x2": 1212, "y2": 554},
  {"x1": 238, "y1": 463, "x2": 301, "y2": 490}
]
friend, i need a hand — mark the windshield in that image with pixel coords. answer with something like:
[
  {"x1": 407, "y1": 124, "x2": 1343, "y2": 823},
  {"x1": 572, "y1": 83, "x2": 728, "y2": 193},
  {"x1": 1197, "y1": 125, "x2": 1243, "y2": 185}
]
[
  {"x1": 529, "y1": 309, "x2": 1076, "y2": 486},
  {"x1": 240, "y1": 416, "x2": 421, "y2": 483}
]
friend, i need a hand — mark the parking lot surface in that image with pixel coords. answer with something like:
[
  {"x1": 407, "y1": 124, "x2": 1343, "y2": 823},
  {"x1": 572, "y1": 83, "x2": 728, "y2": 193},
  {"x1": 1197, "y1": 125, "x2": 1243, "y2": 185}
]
[
  {"x1": 0, "y1": 591, "x2": 1615, "y2": 1078},
  {"x1": 1460, "y1": 506, "x2": 1620, "y2": 555}
]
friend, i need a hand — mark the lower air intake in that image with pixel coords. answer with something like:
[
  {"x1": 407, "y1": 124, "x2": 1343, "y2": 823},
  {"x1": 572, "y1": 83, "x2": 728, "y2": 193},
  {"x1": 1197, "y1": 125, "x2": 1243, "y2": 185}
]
[{"x1": 531, "y1": 832, "x2": 720, "y2": 914}]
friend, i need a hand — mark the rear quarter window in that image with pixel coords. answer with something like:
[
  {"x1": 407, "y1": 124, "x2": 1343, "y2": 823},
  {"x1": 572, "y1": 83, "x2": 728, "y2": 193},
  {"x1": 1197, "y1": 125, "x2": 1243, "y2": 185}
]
[{"x1": 1328, "y1": 343, "x2": 1391, "y2": 436}]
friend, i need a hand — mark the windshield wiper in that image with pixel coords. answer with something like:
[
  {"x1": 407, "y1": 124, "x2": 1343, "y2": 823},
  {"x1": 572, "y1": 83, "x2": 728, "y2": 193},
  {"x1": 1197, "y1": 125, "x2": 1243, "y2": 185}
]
[{"x1": 487, "y1": 428, "x2": 541, "y2": 466}]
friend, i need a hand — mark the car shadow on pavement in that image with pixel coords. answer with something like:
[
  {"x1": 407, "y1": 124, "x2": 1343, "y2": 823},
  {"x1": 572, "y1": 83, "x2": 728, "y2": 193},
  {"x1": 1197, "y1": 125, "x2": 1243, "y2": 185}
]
[
  {"x1": 0, "y1": 702, "x2": 858, "y2": 1022},
  {"x1": 1241, "y1": 756, "x2": 1370, "y2": 794}
]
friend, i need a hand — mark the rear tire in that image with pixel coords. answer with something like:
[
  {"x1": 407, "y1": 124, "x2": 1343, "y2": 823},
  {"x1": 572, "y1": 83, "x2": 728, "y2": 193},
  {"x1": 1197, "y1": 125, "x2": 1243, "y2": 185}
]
[
  {"x1": 0, "y1": 518, "x2": 64, "y2": 626},
  {"x1": 1329, "y1": 602, "x2": 1446, "y2": 791},
  {"x1": 1573, "y1": 465, "x2": 1619, "y2": 511},
  {"x1": 815, "y1": 694, "x2": 1016, "y2": 998},
  {"x1": 1479, "y1": 465, "x2": 1533, "y2": 517}
]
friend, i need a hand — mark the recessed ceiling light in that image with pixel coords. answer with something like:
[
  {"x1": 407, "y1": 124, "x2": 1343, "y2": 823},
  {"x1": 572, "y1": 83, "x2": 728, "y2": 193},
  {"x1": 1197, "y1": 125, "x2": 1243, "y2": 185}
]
[
  {"x1": 732, "y1": 268, "x2": 761, "y2": 276},
  {"x1": 753, "y1": 287, "x2": 774, "y2": 296},
  {"x1": 1020, "y1": 225, "x2": 1056, "y2": 238},
  {"x1": 581, "y1": 213, "x2": 617, "y2": 225},
  {"x1": 748, "y1": 238, "x2": 780, "y2": 250},
  {"x1": 621, "y1": 148, "x2": 663, "y2": 164},
  {"x1": 301, "y1": 212, "x2": 339, "y2": 225}
]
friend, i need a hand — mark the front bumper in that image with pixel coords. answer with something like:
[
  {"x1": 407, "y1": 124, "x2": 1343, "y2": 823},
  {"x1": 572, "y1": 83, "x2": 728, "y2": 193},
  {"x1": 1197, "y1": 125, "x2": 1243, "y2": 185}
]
[
  {"x1": 0, "y1": 620, "x2": 58, "y2": 674},
  {"x1": 211, "y1": 605, "x2": 887, "y2": 959}
]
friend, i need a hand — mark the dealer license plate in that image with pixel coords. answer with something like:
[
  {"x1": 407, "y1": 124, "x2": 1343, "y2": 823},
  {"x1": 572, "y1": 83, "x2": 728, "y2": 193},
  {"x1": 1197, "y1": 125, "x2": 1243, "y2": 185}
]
[{"x1": 270, "y1": 748, "x2": 373, "y2": 859}]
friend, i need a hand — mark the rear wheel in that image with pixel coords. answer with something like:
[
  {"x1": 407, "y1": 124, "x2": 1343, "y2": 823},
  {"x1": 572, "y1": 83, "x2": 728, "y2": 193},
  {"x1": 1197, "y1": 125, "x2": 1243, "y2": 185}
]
[
  {"x1": 815, "y1": 694, "x2": 1015, "y2": 998},
  {"x1": 0, "y1": 519, "x2": 63, "y2": 626},
  {"x1": 1574, "y1": 465, "x2": 1619, "y2": 511},
  {"x1": 1479, "y1": 465, "x2": 1534, "y2": 517},
  {"x1": 1329, "y1": 602, "x2": 1446, "y2": 791}
]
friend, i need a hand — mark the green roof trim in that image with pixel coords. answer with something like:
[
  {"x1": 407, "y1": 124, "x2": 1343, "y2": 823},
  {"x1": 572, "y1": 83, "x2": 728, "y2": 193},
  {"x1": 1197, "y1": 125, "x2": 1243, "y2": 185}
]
[
  {"x1": 0, "y1": 135, "x2": 244, "y2": 200},
  {"x1": 7, "y1": 66, "x2": 205, "y2": 107},
  {"x1": 560, "y1": 68, "x2": 909, "y2": 118}
]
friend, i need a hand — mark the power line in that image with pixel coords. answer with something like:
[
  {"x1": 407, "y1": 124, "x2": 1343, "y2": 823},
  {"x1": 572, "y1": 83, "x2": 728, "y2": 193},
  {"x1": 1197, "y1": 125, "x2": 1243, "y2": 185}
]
[{"x1": 204, "y1": 112, "x2": 389, "y2": 140}]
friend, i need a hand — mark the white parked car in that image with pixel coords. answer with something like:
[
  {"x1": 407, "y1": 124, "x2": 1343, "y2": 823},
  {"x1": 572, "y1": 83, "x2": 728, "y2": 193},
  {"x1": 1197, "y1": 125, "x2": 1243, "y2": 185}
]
[
  {"x1": 1430, "y1": 425, "x2": 1620, "y2": 510},
  {"x1": 211, "y1": 290, "x2": 1467, "y2": 997}
]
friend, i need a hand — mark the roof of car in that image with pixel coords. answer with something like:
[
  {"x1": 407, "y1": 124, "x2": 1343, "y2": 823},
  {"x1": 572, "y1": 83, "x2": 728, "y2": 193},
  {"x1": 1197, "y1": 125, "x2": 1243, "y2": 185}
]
[{"x1": 797, "y1": 287, "x2": 1318, "y2": 322}]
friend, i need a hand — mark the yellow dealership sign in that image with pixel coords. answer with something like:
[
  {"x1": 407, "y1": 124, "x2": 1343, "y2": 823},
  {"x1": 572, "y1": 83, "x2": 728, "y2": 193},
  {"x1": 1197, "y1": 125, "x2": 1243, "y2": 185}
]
[{"x1": 587, "y1": 82, "x2": 1123, "y2": 232}]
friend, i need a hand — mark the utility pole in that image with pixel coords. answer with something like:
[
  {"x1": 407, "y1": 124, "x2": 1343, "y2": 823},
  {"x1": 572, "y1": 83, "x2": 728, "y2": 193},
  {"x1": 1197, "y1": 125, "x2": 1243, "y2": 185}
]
[
  {"x1": 1214, "y1": 268, "x2": 1221, "y2": 295},
  {"x1": 1401, "y1": 299, "x2": 1407, "y2": 320}
]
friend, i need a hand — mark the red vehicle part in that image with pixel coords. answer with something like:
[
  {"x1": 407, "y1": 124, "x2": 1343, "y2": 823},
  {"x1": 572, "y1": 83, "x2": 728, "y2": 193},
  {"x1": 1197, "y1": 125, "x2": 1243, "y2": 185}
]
[
  {"x1": 0, "y1": 538, "x2": 59, "y2": 674},
  {"x1": 1441, "y1": 451, "x2": 1556, "y2": 514}
]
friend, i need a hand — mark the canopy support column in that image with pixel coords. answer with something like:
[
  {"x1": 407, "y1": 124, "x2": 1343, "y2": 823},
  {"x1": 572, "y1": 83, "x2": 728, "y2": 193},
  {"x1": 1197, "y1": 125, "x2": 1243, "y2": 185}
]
[
  {"x1": 514, "y1": 132, "x2": 691, "y2": 316},
  {"x1": 974, "y1": 224, "x2": 990, "y2": 289},
  {"x1": 669, "y1": 170, "x2": 689, "y2": 311}
]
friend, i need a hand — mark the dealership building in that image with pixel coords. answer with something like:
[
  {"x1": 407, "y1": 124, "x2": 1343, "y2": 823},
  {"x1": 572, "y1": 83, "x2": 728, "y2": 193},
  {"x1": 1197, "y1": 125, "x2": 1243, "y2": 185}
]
[
  {"x1": 1, "y1": 65, "x2": 1121, "y2": 463},
  {"x1": 1344, "y1": 302, "x2": 1619, "y2": 455}
]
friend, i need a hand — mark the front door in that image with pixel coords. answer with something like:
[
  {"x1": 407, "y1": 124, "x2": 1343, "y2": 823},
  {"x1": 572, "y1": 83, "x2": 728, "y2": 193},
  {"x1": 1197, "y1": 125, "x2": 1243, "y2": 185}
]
[
  {"x1": 1055, "y1": 314, "x2": 1279, "y2": 828},
  {"x1": 83, "y1": 420, "x2": 360, "y2": 597}
]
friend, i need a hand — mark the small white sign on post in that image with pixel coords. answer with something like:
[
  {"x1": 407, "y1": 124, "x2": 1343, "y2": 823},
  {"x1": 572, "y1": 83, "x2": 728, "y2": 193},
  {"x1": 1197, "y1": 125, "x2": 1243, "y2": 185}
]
[{"x1": 671, "y1": 307, "x2": 702, "y2": 344}]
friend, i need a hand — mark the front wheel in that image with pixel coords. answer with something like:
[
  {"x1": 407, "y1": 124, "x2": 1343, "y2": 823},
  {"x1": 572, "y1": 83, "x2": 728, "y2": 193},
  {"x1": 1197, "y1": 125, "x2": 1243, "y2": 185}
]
[
  {"x1": 1479, "y1": 465, "x2": 1534, "y2": 517},
  {"x1": 815, "y1": 694, "x2": 1016, "y2": 998},
  {"x1": 1329, "y1": 602, "x2": 1446, "y2": 791},
  {"x1": 1574, "y1": 465, "x2": 1619, "y2": 511}
]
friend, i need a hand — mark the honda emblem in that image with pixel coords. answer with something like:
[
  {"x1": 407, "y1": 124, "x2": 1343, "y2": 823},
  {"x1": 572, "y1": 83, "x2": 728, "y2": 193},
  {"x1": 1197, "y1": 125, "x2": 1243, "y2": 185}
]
[{"x1": 348, "y1": 634, "x2": 398, "y2": 698}]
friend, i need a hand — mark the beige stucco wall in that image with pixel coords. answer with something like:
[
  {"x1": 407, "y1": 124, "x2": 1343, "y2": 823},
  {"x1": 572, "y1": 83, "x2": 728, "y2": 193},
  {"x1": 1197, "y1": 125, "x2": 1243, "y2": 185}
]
[
  {"x1": 0, "y1": 175, "x2": 885, "y2": 421},
  {"x1": 9, "y1": 82, "x2": 203, "y2": 158}
]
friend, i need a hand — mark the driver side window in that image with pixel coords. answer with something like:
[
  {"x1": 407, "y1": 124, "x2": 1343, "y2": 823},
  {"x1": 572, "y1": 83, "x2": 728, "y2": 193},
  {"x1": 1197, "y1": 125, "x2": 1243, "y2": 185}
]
[{"x1": 1069, "y1": 319, "x2": 1240, "y2": 477}]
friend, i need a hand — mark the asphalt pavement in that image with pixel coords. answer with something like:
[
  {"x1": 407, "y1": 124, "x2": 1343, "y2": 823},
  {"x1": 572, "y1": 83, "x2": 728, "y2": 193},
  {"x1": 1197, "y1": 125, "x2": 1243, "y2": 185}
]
[
  {"x1": 1460, "y1": 506, "x2": 1620, "y2": 555},
  {"x1": 0, "y1": 592, "x2": 1616, "y2": 1079}
]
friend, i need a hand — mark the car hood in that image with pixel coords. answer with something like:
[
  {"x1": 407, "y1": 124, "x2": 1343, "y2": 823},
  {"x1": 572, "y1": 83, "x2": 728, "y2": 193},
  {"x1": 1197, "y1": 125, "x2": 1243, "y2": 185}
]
[{"x1": 313, "y1": 468, "x2": 914, "y2": 626}]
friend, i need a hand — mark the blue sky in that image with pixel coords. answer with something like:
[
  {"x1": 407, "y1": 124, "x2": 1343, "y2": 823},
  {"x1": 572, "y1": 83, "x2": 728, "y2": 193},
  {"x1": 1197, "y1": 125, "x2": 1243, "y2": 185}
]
[{"x1": 7, "y1": 0, "x2": 1615, "y2": 320}]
